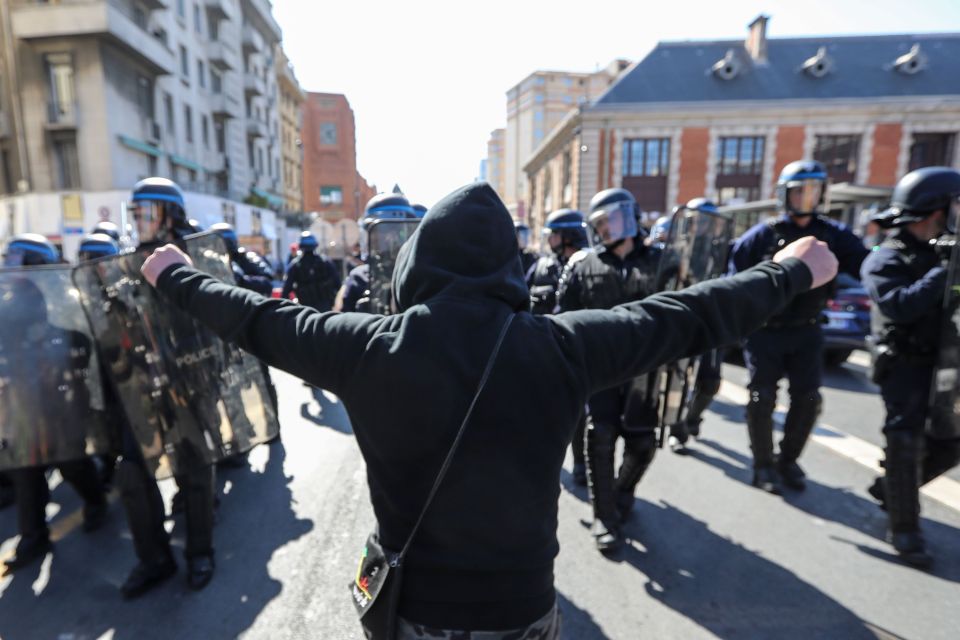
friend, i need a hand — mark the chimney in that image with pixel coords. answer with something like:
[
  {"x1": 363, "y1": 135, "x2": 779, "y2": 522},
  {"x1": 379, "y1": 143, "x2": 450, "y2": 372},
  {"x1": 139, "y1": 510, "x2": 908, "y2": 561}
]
[{"x1": 746, "y1": 14, "x2": 769, "y2": 63}]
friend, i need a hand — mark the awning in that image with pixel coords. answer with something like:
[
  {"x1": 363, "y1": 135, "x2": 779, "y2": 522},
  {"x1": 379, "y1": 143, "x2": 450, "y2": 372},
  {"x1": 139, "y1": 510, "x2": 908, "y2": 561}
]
[
  {"x1": 118, "y1": 135, "x2": 163, "y2": 157},
  {"x1": 169, "y1": 154, "x2": 203, "y2": 173},
  {"x1": 251, "y1": 186, "x2": 284, "y2": 209}
]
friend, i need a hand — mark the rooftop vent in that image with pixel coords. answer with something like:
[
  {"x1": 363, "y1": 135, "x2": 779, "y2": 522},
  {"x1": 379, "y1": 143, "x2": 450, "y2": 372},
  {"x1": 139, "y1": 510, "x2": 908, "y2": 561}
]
[
  {"x1": 802, "y1": 47, "x2": 834, "y2": 78},
  {"x1": 711, "y1": 49, "x2": 741, "y2": 80},
  {"x1": 893, "y1": 44, "x2": 927, "y2": 75}
]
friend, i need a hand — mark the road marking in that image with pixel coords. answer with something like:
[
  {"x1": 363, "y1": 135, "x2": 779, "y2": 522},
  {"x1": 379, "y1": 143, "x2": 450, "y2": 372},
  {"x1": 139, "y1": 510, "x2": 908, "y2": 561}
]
[
  {"x1": 717, "y1": 381, "x2": 960, "y2": 513},
  {"x1": 848, "y1": 350, "x2": 872, "y2": 369}
]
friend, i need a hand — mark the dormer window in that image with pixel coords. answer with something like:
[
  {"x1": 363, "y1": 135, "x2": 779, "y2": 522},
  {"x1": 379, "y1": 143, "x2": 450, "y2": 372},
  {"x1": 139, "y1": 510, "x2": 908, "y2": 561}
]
[
  {"x1": 894, "y1": 44, "x2": 927, "y2": 75},
  {"x1": 711, "y1": 49, "x2": 741, "y2": 80},
  {"x1": 802, "y1": 47, "x2": 833, "y2": 78}
]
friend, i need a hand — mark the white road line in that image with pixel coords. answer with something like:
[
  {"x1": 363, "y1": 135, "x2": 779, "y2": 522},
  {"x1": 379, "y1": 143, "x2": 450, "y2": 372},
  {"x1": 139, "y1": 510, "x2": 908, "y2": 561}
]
[
  {"x1": 847, "y1": 349, "x2": 872, "y2": 369},
  {"x1": 717, "y1": 380, "x2": 960, "y2": 513}
]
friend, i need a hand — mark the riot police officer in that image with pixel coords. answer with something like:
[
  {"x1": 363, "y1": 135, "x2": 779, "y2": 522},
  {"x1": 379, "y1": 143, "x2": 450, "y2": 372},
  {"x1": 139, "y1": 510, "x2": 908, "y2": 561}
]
[
  {"x1": 861, "y1": 166, "x2": 960, "y2": 568},
  {"x1": 77, "y1": 232, "x2": 120, "y2": 262},
  {"x1": 281, "y1": 231, "x2": 340, "y2": 311},
  {"x1": 515, "y1": 221, "x2": 539, "y2": 278},
  {"x1": 558, "y1": 188, "x2": 662, "y2": 552},
  {"x1": 1, "y1": 235, "x2": 109, "y2": 571},
  {"x1": 730, "y1": 160, "x2": 868, "y2": 494},
  {"x1": 118, "y1": 177, "x2": 217, "y2": 595},
  {"x1": 91, "y1": 221, "x2": 122, "y2": 243},
  {"x1": 335, "y1": 193, "x2": 417, "y2": 313},
  {"x1": 210, "y1": 223, "x2": 274, "y2": 296}
]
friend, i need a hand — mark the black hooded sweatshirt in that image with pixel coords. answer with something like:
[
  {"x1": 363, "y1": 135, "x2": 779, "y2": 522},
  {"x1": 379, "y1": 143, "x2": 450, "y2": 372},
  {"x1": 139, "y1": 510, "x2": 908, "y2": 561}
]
[{"x1": 155, "y1": 182, "x2": 813, "y2": 630}]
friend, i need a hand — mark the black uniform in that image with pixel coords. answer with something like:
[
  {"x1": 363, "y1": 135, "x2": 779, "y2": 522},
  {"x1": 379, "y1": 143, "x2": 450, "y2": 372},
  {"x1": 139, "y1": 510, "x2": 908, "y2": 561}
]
[
  {"x1": 558, "y1": 241, "x2": 662, "y2": 535},
  {"x1": 340, "y1": 264, "x2": 370, "y2": 313},
  {"x1": 154, "y1": 182, "x2": 813, "y2": 633},
  {"x1": 281, "y1": 251, "x2": 341, "y2": 311},
  {"x1": 231, "y1": 249, "x2": 274, "y2": 296},
  {"x1": 730, "y1": 215, "x2": 867, "y2": 488},
  {"x1": 861, "y1": 229, "x2": 957, "y2": 555},
  {"x1": 527, "y1": 254, "x2": 563, "y2": 315}
]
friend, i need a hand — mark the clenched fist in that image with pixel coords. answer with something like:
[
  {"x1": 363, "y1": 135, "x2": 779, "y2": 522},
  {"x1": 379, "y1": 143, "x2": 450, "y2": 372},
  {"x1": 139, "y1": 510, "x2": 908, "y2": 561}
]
[
  {"x1": 141, "y1": 244, "x2": 193, "y2": 287},
  {"x1": 773, "y1": 236, "x2": 838, "y2": 289}
]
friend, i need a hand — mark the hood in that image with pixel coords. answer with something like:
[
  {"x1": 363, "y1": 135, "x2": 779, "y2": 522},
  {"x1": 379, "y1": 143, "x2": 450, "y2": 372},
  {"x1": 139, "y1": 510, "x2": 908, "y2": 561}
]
[{"x1": 392, "y1": 182, "x2": 529, "y2": 312}]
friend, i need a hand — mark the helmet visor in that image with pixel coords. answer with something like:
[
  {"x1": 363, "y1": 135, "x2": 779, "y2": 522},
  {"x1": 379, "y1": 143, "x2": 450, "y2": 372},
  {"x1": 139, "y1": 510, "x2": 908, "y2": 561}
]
[
  {"x1": 786, "y1": 179, "x2": 825, "y2": 215},
  {"x1": 129, "y1": 200, "x2": 166, "y2": 243},
  {"x1": 589, "y1": 201, "x2": 638, "y2": 245},
  {"x1": 516, "y1": 227, "x2": 531, "y2": 249}
]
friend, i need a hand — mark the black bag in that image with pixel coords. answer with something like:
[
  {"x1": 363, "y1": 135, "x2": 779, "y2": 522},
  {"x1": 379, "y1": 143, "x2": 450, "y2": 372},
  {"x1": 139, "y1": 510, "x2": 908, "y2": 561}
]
[{"x1": 350, "y1": 314, "x2": 516, "y2": 640}]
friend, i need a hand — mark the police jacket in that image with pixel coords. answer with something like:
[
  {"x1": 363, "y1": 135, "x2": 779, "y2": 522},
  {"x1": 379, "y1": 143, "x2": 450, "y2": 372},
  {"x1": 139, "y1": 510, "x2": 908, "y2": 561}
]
[
  {"x1": 527, "y1": 254, "x2": 563, "y2": 314},
  {"x1": 340, "y1": 263, "x2": 369, "y2": 312},
  {"x1": 557, "y1": 242, "x2": 661, "y2": 311},
  {"x1": 280, "y1": 252, "x2": 341, "y2": 312},
  {"x1": 730, "y1": 214, "x2": 868, "y2": 327},
  {"x1": 154, "y1": 182, "x2": 814, "y2": 631},
  {"x1": 861, "y1": 228, "x2": 946, "y2": 358},
  {"x1": 231, "y1": 249, "x2": 273, "y2": 297}
]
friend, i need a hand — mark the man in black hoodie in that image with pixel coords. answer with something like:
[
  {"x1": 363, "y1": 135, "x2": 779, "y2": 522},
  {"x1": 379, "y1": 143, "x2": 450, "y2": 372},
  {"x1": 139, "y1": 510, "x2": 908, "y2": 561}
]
[{"x1": 141, "y1": 182, "x2": 836, "y2": 638}]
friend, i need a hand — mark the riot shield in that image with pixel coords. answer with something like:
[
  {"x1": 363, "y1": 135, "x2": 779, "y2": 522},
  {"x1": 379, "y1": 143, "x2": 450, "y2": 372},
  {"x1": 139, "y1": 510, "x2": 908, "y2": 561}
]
[
  {"x1": 363, "y1": 218, "x2": 420, "y2": 315},
  {"x1": 928, "y1": 237, "x2": 960, "y2": 441},
  {"x1": 654, "y1": 207, "x2": 734, "y2": 449},
  {"x1": 0, "y1": 266, "x2": 113, "y2": 471},
  {"x1": 73, "y1": 235, "x2": 277, "y2": 479}
]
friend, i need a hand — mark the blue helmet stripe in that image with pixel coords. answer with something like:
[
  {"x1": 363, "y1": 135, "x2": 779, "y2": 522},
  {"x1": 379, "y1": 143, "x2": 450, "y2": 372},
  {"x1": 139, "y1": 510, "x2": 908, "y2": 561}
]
[
  {"x1": 132, "y1": 192, "x2": 185, "y2": 205},
  {"x1": 368, "y1": 205, "x2": 415, "y2": 215},
  {"x1": 547, "y1": 221, "x2": 586, "y2": 229},
  {"x1": 784, "y1": 171, "x2": 828, "y2": 181},
  {"x1": 8, "y1": 241, "x2": 57, "y2": 262}
]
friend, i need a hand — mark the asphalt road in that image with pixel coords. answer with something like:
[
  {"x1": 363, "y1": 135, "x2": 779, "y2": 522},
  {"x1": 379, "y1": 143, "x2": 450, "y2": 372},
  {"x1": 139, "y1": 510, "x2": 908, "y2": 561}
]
[{"x1": 1, "y1": 360, "x2": 958, "y2": 640}]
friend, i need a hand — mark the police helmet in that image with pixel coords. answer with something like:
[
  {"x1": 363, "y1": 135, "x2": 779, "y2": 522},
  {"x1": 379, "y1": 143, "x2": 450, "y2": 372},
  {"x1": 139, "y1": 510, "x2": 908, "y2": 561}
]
[
  {"x1": 2, "y1": 277, "x2": 48, "y2": 327},
  {"x1": 210, "y1": 222, "x2": 239, "y2": 253},
  {"x1": 682, "y1": 197, "x2": 720, "y2": 215},
  {"x1": 411, "y1": 204, "x2": 428, "y2": 218},
  {"x1": 364, "y1": 193, "x2": 416, "y2": 220},
  {"x1": 874, "y1": 166, "x2": 960, "y2": 229},
  {"x1": 588, "y1": 188, "x2": 638, "y2": 246},
  {"x1": 298, "y1": 231, "x2": 319, "y2": 252},
  {"x1": 776, "y1": 160, "x2": 828, "y2": 217},
  {"x1": 91, "y1": 221, "x2": 121, "y2": 242},
  {"x1": 130, "y1": 177, "x2": 189, "y2": 241},
  {"x1": 543, "y1": 208, "x2": 589, "y2": 254},
  {"x1": 77, "y1": 233, "x2": 119, "y2": 262},
  {"x1": 187, "y1": 218, "x2": 205, "y2": 233},
  {"x1": 651, "y1": 215, "x2": 672, "y2": 243},
  {"x1": 4, "y1": 233, "x2": 60, "y2": 267}
]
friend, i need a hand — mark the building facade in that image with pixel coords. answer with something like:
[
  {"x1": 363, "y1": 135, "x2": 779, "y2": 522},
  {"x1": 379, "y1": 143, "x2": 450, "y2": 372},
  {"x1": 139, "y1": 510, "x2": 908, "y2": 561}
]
[
  {"x1": 301, "y1": 91, "x2": 375, "y2": 222},
  {"x1": 485, "y1": 127, "x2": 505, "y2": 198},
  {"x1": 524, "y1": 17, "x2": 960, "y2": 238},
  {"x1": 497, "y1": 60, "x2": 630, "y2": 219},
  {"x1": 275, "y1": 46, "x2": 303, "y2": 215},
  {"x1": 0, "y1": 0, "x2": 294, "y2": 258}
]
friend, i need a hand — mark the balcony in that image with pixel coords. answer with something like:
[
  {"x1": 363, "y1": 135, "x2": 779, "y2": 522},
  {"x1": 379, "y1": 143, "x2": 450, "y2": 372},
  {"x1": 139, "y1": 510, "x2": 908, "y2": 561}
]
[
  {"x1": 141, "y1": 0, "x2": 170, "y2": 10},
  {"x1": 242, "y1": 25, "x2": 264, "y2": 54},
  {"x1": 209, "y1": 93, "x2": 240, "y2": 120},
  {"x1": 11, "y1": 1, "x2": 176, "y2": 75},
  {"x1": 241, "y1": 0, "x2": 282, "y2": 43},
  {"x1": 46, "y1": 101, "x2": 79, "y2": 130},
  {"x1": 206, "y1": 40, "x2": 236, "y2": 71},
  {"x1": 204, "y1": 0, "x2": 233, "y2": 22},
  {"x1": 244, "y1": 74, "x2": 266, "y2": 98},
  {"x1": 247, "y1": 120, "x2": 268, "y2": 139}
]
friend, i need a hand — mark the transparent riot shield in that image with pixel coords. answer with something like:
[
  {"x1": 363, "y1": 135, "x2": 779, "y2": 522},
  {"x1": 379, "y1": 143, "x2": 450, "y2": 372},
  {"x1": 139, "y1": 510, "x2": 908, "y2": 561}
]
[
  {"x1": 654, "y1": 207, "x2": 734, "y2": 449},
  {"x1": 363, "y1": 218, "x2": 420, "y2": 315},
  {"x1": 73, "y1": 236, "x2": 276, "y2": 479},
  {"x1": 0, "y1": 266, "x2": 113, "y2": 471},
  {"x1": 928, "y1": 237, "x2": 960, "y2": 441}
]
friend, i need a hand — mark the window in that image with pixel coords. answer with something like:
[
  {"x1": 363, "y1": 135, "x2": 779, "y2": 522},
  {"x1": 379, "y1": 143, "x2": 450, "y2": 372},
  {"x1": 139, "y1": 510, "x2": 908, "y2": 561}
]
[
  {"x1": 44, "y1": 53, "x2": 75, "y2": 122},
  {"x1": 211, "y1": 70, "x2": 222, "y2": 94},
  {"x1": 201, "y1": 115, "x2": 209, "y2": 148},
  {"x1": 197, "y1": 60, "x2": 206, "y2": 89},
  {"x1": 193, "y1": 3, "x2": 202, "y2": 33},
  {"x1": 184, "y1": 104, "x2": 193, "y2": 143},
  {"x1": 164, "y1": 92, "x2": 175, "y2": 136},
  {"x1": 209, "y1": 16, "x2": 219, "y2": 41},
  {"x1": 319, "y1": 122, "x2": 337, "y2": 145},
  {"x1": 814, "y1": 135, "x2": 860, "y2": 183},
  {"x1": 320, "y1": 186, "x2": 343, "y2": 204},
  {"x1": 622, "y1": 138, "x2": 670, "y2": 177},
  {"x1": 52, "y1": 138, "x2": 80, "y2": 189},
  {"x1": 136, "y1": 75, "x2": 154, "y2": 120},
  {"x1": 1, "y1": 149, "x2": 13, "y2": 194},
  {"x1": 909, "y1": 133, "x2": 956, "y2": 172},
  {"x1": 533, "y1": 110, "x2": 543, "y2": 122},
  {"x1": 215, "y1": 121, "x2": 225, "y2": 153},
  {"x1": 715, "y1": 136, "x2": 765, "y2": 204},
  {"x1": 177, "y1": 0, "x2": 185, "y2": 19},
  {"x1": 179, "y1": 45, "x2": 189, "y2": 80},
  {"x1": 257, "y1": 147, "x2": 263, "y2": 172}
]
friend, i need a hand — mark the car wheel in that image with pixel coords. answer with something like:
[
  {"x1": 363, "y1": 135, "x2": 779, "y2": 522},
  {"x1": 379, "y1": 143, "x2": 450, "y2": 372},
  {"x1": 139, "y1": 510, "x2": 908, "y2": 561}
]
[{"x1": 824, "y1": 349, "x2": 853, "y2": 367}]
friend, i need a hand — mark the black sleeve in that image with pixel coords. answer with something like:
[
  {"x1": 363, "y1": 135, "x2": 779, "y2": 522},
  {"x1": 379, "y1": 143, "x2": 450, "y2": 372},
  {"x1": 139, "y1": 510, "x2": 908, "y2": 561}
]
[
  {"x1": 156, "y1": 265, "x2": 377, "y2": 395},
  {"x1": 280, "y1": 262, "x2": 297, "y2": 299},
  {"x1": 552, "y1": 258, "x2": 812, "y2": 394},
  {"x1": 833, "y1": 226, "x2": 871, "y2": 278},
  {"x1": 861, "y1": 249, "x2": 946, "y2": 324}
]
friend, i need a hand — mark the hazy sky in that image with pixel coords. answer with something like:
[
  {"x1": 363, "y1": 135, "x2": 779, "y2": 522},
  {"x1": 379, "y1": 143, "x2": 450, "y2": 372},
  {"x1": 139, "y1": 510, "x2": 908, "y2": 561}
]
[{"x1": 273, "y1": 0, "x2": 960, "y2": 208}]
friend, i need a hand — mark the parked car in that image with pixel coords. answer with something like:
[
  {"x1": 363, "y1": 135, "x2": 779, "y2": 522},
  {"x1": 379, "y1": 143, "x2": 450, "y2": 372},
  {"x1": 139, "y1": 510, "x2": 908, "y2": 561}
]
[{"x1": 821, "y1": 272, "x2": 871, "y2": 366}]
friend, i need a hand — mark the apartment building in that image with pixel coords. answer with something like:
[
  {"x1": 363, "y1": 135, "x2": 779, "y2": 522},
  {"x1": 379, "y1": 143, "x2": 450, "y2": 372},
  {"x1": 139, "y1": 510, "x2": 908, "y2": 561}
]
[{"x1": 276, "y1": 46, "x2": 303, "y2": 215}]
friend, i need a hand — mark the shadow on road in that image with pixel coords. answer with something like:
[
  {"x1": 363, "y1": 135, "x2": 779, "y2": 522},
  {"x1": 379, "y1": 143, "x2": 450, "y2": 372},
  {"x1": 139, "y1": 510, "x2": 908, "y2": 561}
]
[
  {"x1": 615, "y1": 499, "x2": 883, "y2": 639},
  {"x1": 557, "y1": 591, "x2": 609, "y2": 639},
  {"x1": 300, "y1": 385, "x2": 353, "y2": 434},
  {"x1": 0, "y1": 441, "x2": 314, "y2": 639}
]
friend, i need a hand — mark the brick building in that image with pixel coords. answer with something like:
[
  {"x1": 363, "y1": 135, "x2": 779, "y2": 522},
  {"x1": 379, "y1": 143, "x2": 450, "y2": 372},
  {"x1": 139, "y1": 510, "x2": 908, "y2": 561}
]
[
  {"x1": 524, "y1": 16, "x2": 960, "y2": 238},
  {"x1": 301, "y1": 92, "x2": 375, "y2": 222}
]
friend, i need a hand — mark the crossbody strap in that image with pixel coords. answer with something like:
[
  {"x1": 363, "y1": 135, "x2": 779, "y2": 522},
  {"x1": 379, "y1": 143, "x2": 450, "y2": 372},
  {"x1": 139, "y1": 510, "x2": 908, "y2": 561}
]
[{"x1": 395, "y1": 313, "x2": 516, "y2": 565}]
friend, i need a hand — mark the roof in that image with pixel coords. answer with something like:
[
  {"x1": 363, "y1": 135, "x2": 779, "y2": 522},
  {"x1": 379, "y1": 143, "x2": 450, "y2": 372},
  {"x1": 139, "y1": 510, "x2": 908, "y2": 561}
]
[{"x1": 594, "y1": 33, "x2": 960, "y2": 106}]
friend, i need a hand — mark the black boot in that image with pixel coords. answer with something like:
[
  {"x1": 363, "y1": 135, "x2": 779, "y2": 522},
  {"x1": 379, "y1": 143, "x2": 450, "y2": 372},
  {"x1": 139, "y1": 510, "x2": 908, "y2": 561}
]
[
  {"x1": 585, "y1": 419, "x2": 621, "y2": 553},
  {"x1": 116, "y1": 459, "x2": 173, "y2": 591},
  {"x1": 186, "y1": 553, "x2": 216, "y2": 590},
  {"x1": 867, "y1": 477, "x2": 887, "y2": 510},
  {"x1": 121, "y1": 554, "x2": 178, "y2": 599},
  {"x1": 747, "y1": 391, "x2": 781, "y2": 494},
  {"x1": 3, "y1": 536, "x2": 53, "y2": 572},
  {"x1": 181, "y1": 462, "x2": 216, "y2": 588},
  {"x1": 885, "y1": 432, "x2": 931, "y2": 568},
  {"x1": 777, "y1": 392, "x2": 821, "y2": 491}
]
